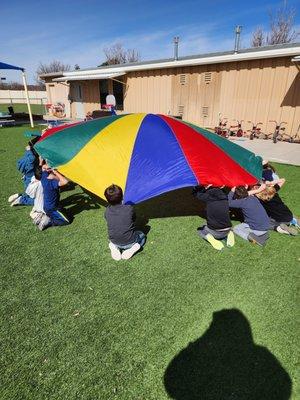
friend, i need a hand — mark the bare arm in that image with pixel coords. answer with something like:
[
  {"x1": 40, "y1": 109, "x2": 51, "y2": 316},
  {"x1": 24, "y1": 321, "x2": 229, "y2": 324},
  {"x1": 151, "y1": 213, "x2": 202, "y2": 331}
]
[
  {"x1": 248, "y1": 183, "x2": 266, "y2": 196},
  {"x1": 52, "y1": 170, "x2": 69, "y2": 187},
  {"x1": 266, "y1": 178, "x2": 285, "y2": 188}
]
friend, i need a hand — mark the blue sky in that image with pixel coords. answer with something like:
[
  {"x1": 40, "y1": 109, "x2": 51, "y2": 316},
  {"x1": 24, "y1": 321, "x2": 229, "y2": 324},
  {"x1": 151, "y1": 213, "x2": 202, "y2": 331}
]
[{"x1": 1, "y1": 0, "x2": 300, "y2": 83}]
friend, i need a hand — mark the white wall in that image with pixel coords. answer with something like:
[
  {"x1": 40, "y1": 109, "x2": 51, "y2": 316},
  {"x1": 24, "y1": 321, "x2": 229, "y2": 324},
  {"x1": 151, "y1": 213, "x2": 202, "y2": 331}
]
[{"x1": 0, "y1": 90, "x2": 47, "y2": 104}]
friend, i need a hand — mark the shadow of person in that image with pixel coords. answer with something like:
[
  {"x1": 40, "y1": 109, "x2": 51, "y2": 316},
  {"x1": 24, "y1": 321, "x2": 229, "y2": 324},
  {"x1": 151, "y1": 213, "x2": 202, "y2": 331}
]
[
  {"x1": 164, "y1": 309, "x2": 292, "y2": 400},
  {"x1": 60, "y1": 193, "x2": 103, "y2": 217}
]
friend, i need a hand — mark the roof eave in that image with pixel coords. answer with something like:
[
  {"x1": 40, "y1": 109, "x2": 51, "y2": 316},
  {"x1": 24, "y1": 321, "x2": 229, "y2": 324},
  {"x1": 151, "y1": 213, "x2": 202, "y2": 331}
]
[{"x1": 50, "y1": 44, "x2": 300, "y2": 80}]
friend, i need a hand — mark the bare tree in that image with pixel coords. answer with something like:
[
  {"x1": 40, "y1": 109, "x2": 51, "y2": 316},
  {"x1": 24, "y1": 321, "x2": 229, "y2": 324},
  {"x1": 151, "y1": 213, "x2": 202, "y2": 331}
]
[
  {"x1": 266, "y1": 2, "x2": 298, "y2": 45},
  {"x1": 0, "y1": 81, "x2": 44, "y2": 90},
  {"x1": 250, "y1": 1, "x2": 299, "y2": 47},
  {"x1": 36, "y1": 60, "x2": 71, "y2": 84},
  {"x1": 251, "y1": 27, "x2": 265, "y2": 47},
  {"x1": 101, "y1": 43, "x2": 140, "y2": 66},
  {"x1": 126, "y1": 48, "x2": 140, "y2": 63}
]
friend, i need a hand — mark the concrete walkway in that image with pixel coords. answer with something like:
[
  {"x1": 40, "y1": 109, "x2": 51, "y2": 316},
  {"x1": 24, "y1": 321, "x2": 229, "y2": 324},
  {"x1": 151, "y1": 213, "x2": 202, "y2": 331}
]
[{"x1": 229, "y1": 138, "x2": 300, "y2": 166}]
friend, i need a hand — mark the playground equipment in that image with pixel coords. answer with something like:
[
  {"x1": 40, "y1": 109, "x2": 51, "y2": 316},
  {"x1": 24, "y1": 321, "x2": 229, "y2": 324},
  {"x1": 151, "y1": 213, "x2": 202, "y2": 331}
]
[
  {"x1": 214, "y1": 114, "x2": 229, "y2": 137},
  {"x1": 228, "y1": 119, "x2": 245, "y2": 137},
  {"x1": 247, "y1": 121, "x2": 264, "y2": 140},
  {"x1": 267, "y1": 120, "x2": 289, "y2": 143}
]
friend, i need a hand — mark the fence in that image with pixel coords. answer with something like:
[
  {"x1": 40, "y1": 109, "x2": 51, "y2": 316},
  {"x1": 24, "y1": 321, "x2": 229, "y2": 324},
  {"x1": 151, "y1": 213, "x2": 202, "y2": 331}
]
[{"x1": 0, "y1": 89, "x2": 47, "y2": 115}]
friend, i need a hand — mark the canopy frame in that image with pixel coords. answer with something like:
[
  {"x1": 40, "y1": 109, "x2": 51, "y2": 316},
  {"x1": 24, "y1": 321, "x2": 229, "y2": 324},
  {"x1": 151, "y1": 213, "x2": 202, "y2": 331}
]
[{"x1": 0, "y1": 62, "x2": 34, "y2": 127}]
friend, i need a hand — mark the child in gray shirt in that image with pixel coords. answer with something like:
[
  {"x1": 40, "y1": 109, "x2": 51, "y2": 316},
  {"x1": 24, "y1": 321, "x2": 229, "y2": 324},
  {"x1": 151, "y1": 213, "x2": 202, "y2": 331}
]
[{"x1": 104, "y1": 184, "x2": 146, "y2": 260}]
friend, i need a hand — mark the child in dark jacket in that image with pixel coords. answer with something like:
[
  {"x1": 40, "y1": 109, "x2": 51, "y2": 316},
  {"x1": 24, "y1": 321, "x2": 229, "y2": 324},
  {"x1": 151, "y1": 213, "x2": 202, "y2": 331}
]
[
  {"x1": 255, "y1": 178, "x2": 298, "y2": 235},
  {"x1": 228, "y1": 185, "x2": 270, "y2": 246},
  {"x1": 193, "y1": 185, "x2": 234, "y2": 251},
  {"x1": 104, "y1": 184, "x2": 146, "y2": 260},
  {"x1": 8, "y1": 139, "x2": 39, "y2": 206}
]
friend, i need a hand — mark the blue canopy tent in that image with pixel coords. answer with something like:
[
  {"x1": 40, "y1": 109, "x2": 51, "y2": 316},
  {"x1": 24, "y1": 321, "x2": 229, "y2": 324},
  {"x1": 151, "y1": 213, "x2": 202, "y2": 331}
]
[{"x1": 0, "y1": 61, "x2": 34, "y2": 127}]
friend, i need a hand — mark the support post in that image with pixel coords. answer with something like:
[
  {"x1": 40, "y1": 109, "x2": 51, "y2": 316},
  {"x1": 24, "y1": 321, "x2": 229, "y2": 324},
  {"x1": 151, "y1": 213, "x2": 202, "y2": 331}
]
[{"x1": 21, "y1": 70, "x2": 34, "y2": 128}]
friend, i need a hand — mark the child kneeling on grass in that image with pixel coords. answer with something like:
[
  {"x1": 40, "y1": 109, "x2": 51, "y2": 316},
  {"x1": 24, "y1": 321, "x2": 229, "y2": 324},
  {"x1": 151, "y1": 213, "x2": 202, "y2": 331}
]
[
  {"x1": 25, "y1": 165, "x2": 46, "y2": 226},
  {"x1": 193, "y1": 185, "x2": 235, "y2": 251},
  {"x1": 38, "y1": 161, "x2": 70, "y2": 231},
  {"x1": 255, "y1": 178, "x2": 298, "y2": 235},
  {"x1": 104, "y1": 184, "x2": 146, "y2": 260},
  {"x1": 228, "y1": 185, "x2": 270, "y2": 246},
  {"x1": 8, "y1": 141, "x2": 38, "y2": 207}
]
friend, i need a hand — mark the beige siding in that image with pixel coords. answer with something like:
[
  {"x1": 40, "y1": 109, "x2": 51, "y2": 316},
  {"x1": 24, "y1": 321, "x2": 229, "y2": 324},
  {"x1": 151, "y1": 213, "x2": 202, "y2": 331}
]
[
  {"x1": 45, "y1": 79, "x2": 70, "y2": 117},
  {"x1": 125, "y1": 69, "x2": 172, "y2": 114},
  {"x1": 70, "y1": 80, "x2": 100, "y2": 118},
  {"x1": 123, "y1": 56, "x2": 300, "y2": 138},
  {"x1": 46, "y1": 56, "x2": 300, "y2": 137},
  {"x1": 217, "y1": 57, "x2": 299, "y2": 136}
]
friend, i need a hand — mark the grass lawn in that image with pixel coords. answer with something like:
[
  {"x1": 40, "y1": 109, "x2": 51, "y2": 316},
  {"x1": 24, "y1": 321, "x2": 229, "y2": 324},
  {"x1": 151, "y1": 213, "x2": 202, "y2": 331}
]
[
  {"x1": 0, "y1": 125, "x2": 299, "y2": 399},
  {"x1": 0, "y1": 103, "x2": 45, "y2": 115}
]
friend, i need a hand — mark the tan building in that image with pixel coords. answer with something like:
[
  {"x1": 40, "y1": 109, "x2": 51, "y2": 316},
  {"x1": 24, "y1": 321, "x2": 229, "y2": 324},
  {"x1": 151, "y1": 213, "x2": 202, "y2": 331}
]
[{"x1": 41, "y1": 42, "x2": 300, "y2": 137}]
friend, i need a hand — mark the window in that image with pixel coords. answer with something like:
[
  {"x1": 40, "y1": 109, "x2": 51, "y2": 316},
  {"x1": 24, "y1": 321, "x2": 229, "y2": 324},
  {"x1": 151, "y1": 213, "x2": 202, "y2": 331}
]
[
  {"x1": 78, "y1": 85, "x2": 82, "y2": 100},
  {"x1": 113, "y1": 80, "x2": 124, "y2": 110},
  {"x1": 99, "y1": 80, "x2": 109, "y2": 106}
]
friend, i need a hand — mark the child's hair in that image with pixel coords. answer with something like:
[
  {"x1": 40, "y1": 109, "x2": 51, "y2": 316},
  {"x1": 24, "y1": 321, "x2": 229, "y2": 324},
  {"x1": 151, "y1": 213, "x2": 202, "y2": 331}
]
[
  {"x1": 28, "y1": 137, "x2": 40, "y2": 159},
  {"x1": 233, "y1": 186, "x2": 249, "y2": 199},
  {"x1": 34, "y1": 165, "x2": 42, "y2": 181},
  {"x1": 262, "y1": 162, "x2": 276, "y2": 172},
  {"x1": 104, "y1": 184, "x2": 123, "y2": 205},
  {"x1": 256, "y1": 186, "x2": 276, "y2": 202}
]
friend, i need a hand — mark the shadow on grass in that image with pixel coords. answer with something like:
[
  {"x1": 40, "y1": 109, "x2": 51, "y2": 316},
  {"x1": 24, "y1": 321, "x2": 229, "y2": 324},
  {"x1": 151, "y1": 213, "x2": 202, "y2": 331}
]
[
  {"x1": 60, "y1": 192, "x2": 106, "y2": 217},
  {"x1": 164, "y1": 309, "x2": 291, "y2": 400},
  {"x1": 135, "y1": 188, "x2": 206, "y2": 219},
  {"x1": 60, "y1": 187, "x2": 244, "y2": 229}
]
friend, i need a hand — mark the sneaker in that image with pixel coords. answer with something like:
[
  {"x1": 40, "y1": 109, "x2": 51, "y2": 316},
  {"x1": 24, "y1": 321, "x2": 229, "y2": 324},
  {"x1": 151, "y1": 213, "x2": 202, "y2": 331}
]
[
  {"x1": 37, "y1": 215, "x2": 51, "y2": 231},
  {"x1": 278, "y1": 223, "x2": 298, "y2": 236},
  {"x1": 121, "y1": 243, "x2": 141, "y2": 260},
  {"x1": 10, "y1": 196, "x2": 22, "y2": 207},
  {"x1": 109, "y1": 242, "x2": 122, "y2": 261},
  {"x1": 8, "y1": 193, "x2": 20, "y2": 203},
  {"x1": 33, "y1": 214, "x2": 43, "y2": 225},
  {"x1": 226, "y1": 231, "x2": 235, "y2": 247},
  {"x1": 205, "y1": 234, "x2": 224, "y2": 251},
  {"x1": 248, "y1": 232, "x2": 268, "y2": 246},
  {"x1": 290, "y1": 217, "x2": 300, "y2": 230},
  {"x1": 276, "y1": 226, "x2": 290, "y2": 235}
]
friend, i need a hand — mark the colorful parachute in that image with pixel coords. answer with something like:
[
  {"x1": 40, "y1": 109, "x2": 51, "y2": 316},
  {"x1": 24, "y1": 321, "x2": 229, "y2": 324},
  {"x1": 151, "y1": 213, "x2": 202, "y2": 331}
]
[{"x1": 35, "y1": 114, "x2": 262, "y2": 204}]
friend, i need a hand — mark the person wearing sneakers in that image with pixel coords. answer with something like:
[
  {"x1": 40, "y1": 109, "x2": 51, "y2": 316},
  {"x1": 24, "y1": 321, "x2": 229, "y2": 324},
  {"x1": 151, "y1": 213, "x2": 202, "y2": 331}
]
[
  {"x1": 39, "y1": 162, "x2": 70, "y2": 231},
  {"x1": 25, "y1": 165, "x2": 47, "y2": 226},
  {"x1": 104, "y1": 184, "x2": 146, "y2": 260},
  {"x1": 255, "y1": 179, "x2": 298, "y2": 236},
  {"x1": 193, "y1": 185, "x2": 235, "y2": 251},
  {"x1": 8, "y1": 140, "x2": 39, "y2": 207},
  {"x1": 228, "y1": 186, "x2": 270, "y2": 246}
]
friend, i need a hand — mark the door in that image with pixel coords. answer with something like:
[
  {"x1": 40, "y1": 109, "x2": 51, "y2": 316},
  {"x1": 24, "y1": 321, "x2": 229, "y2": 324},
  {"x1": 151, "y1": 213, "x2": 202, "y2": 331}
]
[{"x1": 73, "y1": 83, "x2": 85, "y2": 119}]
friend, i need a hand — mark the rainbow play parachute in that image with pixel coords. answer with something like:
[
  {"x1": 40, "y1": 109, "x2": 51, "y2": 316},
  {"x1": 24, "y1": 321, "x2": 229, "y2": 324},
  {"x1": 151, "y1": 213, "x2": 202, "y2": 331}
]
[{"x1": 35, "y1": 114, "x2": 262, "y2": 204}]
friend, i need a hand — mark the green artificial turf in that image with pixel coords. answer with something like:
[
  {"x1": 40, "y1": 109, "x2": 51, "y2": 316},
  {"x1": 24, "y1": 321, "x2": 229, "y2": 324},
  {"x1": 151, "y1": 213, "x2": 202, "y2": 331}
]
[
  {"x1": 0, "y1": 103, "x2": 45, "y2": 115},
  {"x1": 0, "y1": 126, "x2": 299, "y2": 399}
]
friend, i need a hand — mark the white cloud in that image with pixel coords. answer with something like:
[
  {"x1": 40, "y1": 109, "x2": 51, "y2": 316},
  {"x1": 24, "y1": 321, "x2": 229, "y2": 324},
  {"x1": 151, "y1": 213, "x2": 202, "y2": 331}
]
[{"x1": 2, "y1": 18, "x2": 298, "y2": 84}]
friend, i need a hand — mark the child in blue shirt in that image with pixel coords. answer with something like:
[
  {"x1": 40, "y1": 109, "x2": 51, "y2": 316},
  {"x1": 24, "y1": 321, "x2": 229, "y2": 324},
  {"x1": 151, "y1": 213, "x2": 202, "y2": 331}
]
[
  {"x1": 228, "y1": 185, "x2": 270, "y2": 246},
  {"x1": 38, "y1": 162, "x2": 70, "y2": 231}
]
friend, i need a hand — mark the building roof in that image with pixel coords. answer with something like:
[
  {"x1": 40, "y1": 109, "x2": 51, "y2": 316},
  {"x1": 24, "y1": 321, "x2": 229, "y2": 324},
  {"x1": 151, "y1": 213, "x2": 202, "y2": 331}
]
[
  {"x1": 92, "y1": 42, "x2": 300, "y2": 71},
  {"x1": 39, "y1": 71, "x2": 66, "y2": 79},
  {"x1": 44, "y1": 42, "x2": 300, "y2": 80},
  {"x1": 53, "y1": 72, "x2": 125, "y2": 82}
]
